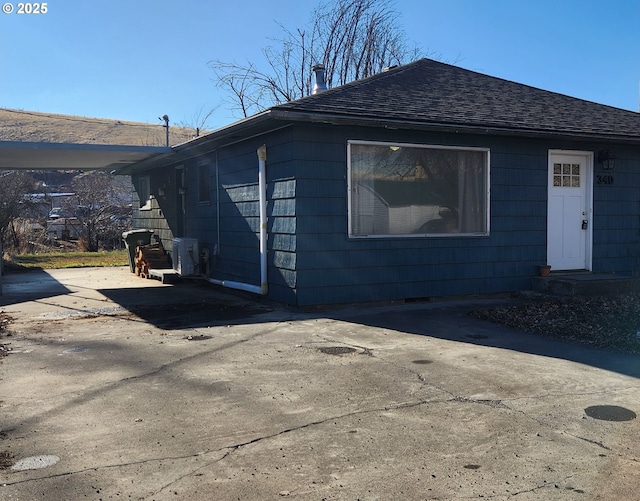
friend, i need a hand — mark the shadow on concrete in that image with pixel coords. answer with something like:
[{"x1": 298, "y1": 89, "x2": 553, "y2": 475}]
[
  {"x1": 0, "y1": 269, "x2": 273, "y2": 330},
  {"x1": 0, "y1": 269, "x2": 71, "y2": 304},
  {"x1": 329, "y1": 300, "x2": 640, "y2": 380},
  {"x1": 2, "y1": 269, "x2": 639, "y2": 379},
  {"x1": 98, "y1": 285, "x2": 273, "y2": 330}
]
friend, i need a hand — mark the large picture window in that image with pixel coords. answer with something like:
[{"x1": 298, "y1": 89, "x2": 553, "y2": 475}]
[{"x1": 348, "y1": 141, "x2": 489, "y2": 237}]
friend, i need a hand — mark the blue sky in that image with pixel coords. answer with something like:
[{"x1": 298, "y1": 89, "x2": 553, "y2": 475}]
[{"x1": 1, "y1": 0, "x2": 638, "y2": 131}]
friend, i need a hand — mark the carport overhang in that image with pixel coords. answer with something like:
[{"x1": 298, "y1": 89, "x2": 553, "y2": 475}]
[
  {"x1": 0, "y1": 141, "x2": 170, "y2": 295},
  {"x1": 0, "y1": 141, "x2": 170, "y2": 171}
]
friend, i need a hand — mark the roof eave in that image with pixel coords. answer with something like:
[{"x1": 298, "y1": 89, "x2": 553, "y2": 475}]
[
  {"x1": 269, "y1": 109, "x2": 640, "y2": 145},
  {"x1": 117, "y1": 111, "x2": 277, "y2": 175},
  {"x1": 118, "y1": 106, "x2": 640, "y2": 176},
  {"x1": 0, "y1": 141, "x2": 170, "y2": 172}
]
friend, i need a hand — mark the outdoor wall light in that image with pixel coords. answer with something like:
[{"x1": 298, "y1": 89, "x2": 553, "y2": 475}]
[{"x1": 598, "y1": 149, "x2": 616, "y2": 170}]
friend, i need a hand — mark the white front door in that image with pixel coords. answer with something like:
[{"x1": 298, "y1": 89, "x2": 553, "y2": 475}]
[{"x1": 547, "y1": 151, "x2": 592, "y2": 271}]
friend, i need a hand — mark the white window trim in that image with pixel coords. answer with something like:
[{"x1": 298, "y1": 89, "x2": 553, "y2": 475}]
[{"x1": 347, "y1": 140, "x2": 491, "y2": 239}]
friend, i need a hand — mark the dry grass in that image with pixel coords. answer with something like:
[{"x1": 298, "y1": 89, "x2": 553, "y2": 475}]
[
  {"x1": 2, "y1": 250, "x2": 128, "y2": 270},
  {"x1": 0, "y1": 108, "x2": 199, "y2": 146}
]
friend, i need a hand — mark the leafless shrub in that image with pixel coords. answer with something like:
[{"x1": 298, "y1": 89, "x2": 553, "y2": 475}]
[
  {"x1": 62, "y1": 172, "x2": 132, "y2": 252},
  {"x1": 0, "y1": 171, "x2": 38, "y2": 250}
]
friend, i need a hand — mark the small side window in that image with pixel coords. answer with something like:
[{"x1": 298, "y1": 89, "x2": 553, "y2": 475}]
[
  {"x1": 198, "y1": 162, "x2": 211, "y2": 204},
  {"x1": 138, "y1": 176, "x2": 151, "y2": 210}
]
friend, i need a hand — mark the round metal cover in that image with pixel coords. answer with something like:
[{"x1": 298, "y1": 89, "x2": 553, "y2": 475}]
[
  {"x1": 584, "y1": 405, "x2": 636, "y2": 422},
  {"x1": 318, "y1": 346, "x2": 356, "y2": 355}
]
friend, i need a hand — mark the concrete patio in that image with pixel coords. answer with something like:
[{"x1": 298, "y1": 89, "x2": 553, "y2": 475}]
[{"x1": 0, "y1": 267, "x2": 638, "y2": 500}]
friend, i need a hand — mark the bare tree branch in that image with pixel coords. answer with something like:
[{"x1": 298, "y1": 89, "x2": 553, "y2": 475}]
[
  {"x1": 64, "y1": 172, "x2": 132, "y2": 252},
  {"x1": 0, "y1": 171, "x2": 37, "y2": 248},
  {"x1": 176, "y1": 104, "x2": 219, "y2": 137},
  {"x1": 210, "y1": 0, "x2": 423, "y2": 117}
]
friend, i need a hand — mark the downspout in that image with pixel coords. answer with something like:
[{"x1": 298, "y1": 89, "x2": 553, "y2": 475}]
[
  {"x1": 209, "y1": 144, "x2": 268, "y2": 295},
  {"x1": 215, "y1": 151, "x2": 220, "y2": 259},
  {"x1": 257, "y1": 144, "x2": 268, "y2": 295}
]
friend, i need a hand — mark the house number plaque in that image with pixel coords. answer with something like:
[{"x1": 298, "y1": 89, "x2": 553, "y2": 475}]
[{"x1": 596, "y1": 175, "x2": 614, "y2": 185}]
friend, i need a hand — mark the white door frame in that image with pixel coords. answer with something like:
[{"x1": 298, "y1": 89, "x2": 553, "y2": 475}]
[{"x1": 547, "y1": 150, "x2": 593, "y2": 271}]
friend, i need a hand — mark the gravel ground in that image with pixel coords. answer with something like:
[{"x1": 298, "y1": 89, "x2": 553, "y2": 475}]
[
  {"x1": 471, "y1": 294, "x2": 640, "y2": 354},
  {"x1": 0, "y1": 312, "x2": 10, "y2": 358}
]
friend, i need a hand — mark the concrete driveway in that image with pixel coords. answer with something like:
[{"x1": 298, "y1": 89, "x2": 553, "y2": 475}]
[{"x1": 0, "y1": 267, "x2": 639, "y2": 500}]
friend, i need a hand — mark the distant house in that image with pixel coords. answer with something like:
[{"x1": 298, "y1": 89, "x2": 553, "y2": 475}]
[
  {"x1": 120, "y1": 58, "x2": 640, "y2": 306},
  {"x1": 46, "y1": 217, "x2": 81, "y2": 240}
]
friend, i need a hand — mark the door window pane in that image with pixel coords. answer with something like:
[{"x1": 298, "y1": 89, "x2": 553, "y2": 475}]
[{"x1": 553, "y1": 162, "x2": 580, "y2": 188}]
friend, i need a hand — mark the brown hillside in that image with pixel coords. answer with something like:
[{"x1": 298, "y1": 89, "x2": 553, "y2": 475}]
[{"x1": 0, "y1": 108, "x2": 198, "y2": 146}]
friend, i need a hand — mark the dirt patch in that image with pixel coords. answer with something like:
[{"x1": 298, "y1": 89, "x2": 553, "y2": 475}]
[
  {"x1": 471, "y1": 294, "x2": 640, "y2": 354},
  {"x1": 0, "y1": 312, "x2": 12, "y2": 359},
  {"x1": 318, "y1": 346, "x2": 357, "y2": 355},
  {"x1": 0, "y1": 312, "x2": 10, "y2": 332},
  {"x1": 185, "y1": 334, "x2": 212, "y2": 341},
  {"x1": 0, "y1": 450, "x2": 14, "y2": 469}
]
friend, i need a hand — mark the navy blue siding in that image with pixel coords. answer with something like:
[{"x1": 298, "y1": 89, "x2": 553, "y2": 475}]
[
  {"x1": 132, "y1": 165, "x2": 182, "y2": 252},
  {"x1": 289, "y1": 124, "x2": 640, "y2": 305},
  {"x1": 592, "y1": 148, "x2": 640, "y2": 272},
  {"x1": 132, "y1": 121, "x2": 640, "y2": 306},
  {"x1": 206, "y1": 131, "x2": 299, "y2": 304}
]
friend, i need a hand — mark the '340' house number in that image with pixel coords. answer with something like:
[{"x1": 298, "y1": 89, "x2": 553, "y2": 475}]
[{"x1": 596, "y1": 175, "x2": 614, "y2": 185}]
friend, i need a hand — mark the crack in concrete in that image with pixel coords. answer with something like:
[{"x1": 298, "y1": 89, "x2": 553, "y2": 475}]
[
  {"x1": 0, "y1": 449, "x2": 232, "y2": 487},
  {"x1": 312, "y1": 333, "x2": 455, "y2": 393},
  {"x1": 500, "y1": 405, "x2": 619, "y2": 457},
  {"x1": 3, "y1": 322, "x2": 288, "y2": 428},
  {"x1": 151, "y1": 398, "x2": 433, "y2": 496},
  {"x1": 508, "y1": 481, "x2": 560, "y2": 497},
  {"x1": 5, "y1": 314, "x2": 631, "y2": 498},
  {"x1": 493, "y1": 402, "x2": 616, "y2": 454},
  {"x1": 448, "y1": 474, "x2": 582, "y2": 499},
  {"x1": 507, "y1": 387, "x2": 639, "y2": 402},
  {"x1": 450, "y1": 396, "x2": 509, "y2": 409},
  {"x1": 1, "y1": 398, "x2": 430, "y2": 491},
  {"x1": 506, "y1": 473, "x2": 583, "y2": 498},
  {"x1": 574, "y1": 436, "x2": 611, "y2": 450},
  {"x1": 310, "y1": 333, "x2": 625, "y2": 462}
]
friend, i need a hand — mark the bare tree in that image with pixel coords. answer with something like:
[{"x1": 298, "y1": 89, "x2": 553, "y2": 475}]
[
  {"x1": 0, "y1": 171, "x2": 38, "y2": 249},
  {"x1": 64, "y1": 172, "x2": 132, "y2": 252},
  {"x1": 210, "y1": 0, "x2": 421, "y2": 117},
  {"x1": 176, "y1": 104, "x2": 219, "y2": 138}
]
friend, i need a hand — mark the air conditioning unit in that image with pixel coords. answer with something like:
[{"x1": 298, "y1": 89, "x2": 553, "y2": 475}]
[{"x1": 172, "y1": 238, "x2": 199, "y2": 276}]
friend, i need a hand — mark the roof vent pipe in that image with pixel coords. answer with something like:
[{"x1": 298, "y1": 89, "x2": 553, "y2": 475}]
[{"x1": 312, "y1": 64, "x2": 328, "y2": 94}]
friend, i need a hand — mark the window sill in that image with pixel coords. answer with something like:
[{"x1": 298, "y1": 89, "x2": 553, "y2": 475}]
[{"x1": 349, "y1": 232, "x2": 490, "y2": 239}]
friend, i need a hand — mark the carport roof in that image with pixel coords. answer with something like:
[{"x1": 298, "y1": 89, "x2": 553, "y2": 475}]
[{"x1": 0, "y1": 141, "x2": 169, "y2": 171}]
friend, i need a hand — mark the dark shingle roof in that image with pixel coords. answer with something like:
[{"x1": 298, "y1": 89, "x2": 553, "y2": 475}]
[{"x1": 272, "y1": 58, "x2": 640, "y2": 140}]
